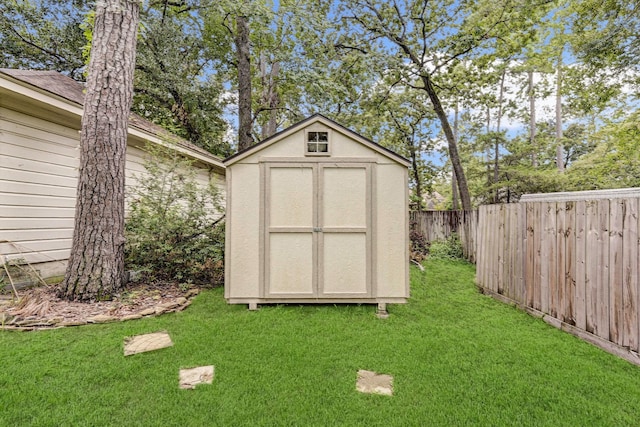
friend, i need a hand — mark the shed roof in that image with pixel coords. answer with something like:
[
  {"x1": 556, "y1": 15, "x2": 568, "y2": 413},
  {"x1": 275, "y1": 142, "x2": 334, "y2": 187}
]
[
  {"x1": 224, "y1": 114, "x2": 410, "y2": 167},
  {"x1": 0, "y1": 68, "x2": 224, "y2": 170}
]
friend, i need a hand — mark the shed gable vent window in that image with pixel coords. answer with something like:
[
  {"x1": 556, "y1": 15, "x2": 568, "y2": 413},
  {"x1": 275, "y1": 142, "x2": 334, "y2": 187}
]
[{"x1": 306, "y1": 131, "x2": 329, "y2": 154}]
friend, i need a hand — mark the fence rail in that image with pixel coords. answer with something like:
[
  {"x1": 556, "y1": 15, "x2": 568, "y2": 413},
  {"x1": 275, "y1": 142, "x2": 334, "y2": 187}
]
[
  {"x1": 410, "y1": 210, "x2": 478, "y2": 262},
  {"x1": 476, "y1": 195, "x2": 640, "y2": 363}
]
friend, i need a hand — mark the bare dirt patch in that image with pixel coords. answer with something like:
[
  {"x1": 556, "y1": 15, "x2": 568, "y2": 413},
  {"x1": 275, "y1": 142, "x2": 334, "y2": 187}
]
[{"x1": 0, "y1": 282, "x2": 201, "y2": 330}]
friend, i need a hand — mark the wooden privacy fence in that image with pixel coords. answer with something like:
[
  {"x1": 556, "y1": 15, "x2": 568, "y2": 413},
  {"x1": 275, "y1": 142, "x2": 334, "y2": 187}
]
[
  {"x1": 476, "y1": 189, "x2": 640, "y2": 364},
  {"x1": 410, "y1": 210, "x2": 478, "y2": 262}
]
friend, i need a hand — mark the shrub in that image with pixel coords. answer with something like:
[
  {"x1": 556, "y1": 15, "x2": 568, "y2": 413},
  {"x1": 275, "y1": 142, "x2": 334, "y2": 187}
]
[
  {"x1": 428, "y1": 233, "x2": 465, "y2": 261},
  {"x1": 125, "y1": 143, "x2": 225, "y2": 286}
]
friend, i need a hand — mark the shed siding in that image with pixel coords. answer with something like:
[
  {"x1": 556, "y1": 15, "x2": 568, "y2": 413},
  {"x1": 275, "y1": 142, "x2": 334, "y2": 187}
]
[
  {"x1": 375, "y1": 163, "x2": 409, "y2": 297},
  {"x1": 225, "y1": 164, "x2": 261, "y2": 298},
  {"x1": 239, "y1": 129, "x2": 391, "y2": 164}
]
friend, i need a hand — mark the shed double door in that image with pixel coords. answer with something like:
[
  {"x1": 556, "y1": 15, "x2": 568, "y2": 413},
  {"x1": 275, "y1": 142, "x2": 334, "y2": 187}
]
[{"x1": 264, "y1": 162, "x2": 372, "y2": 298}]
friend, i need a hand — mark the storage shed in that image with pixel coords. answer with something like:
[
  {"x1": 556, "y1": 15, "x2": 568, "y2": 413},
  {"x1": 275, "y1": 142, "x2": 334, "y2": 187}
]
[{"x1": 224, "y1": 114, "x2": 409, "y2": 312}]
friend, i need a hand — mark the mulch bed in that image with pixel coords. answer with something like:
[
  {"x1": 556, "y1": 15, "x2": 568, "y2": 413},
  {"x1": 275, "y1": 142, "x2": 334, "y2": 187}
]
[{"x1": 0, "y1": 282, "x2": 200, "y2": 331}]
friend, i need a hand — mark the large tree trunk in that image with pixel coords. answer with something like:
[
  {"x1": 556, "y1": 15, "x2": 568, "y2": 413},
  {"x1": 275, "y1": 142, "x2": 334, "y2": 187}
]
[
  {"x1": 260, "y1": 55, "x2": 280, "y2": 139},
  {"x1": 235, "y1": 14, "x2": 253, "y2": 150},
  {"x1": 420, "y1": 74, "x2": 472, "y2": 211},
  {"x1": 495, "y1": 68, "x2": 506, "y2": 203},
  {"x1": 528, "y1": 70, "x2": 538, "y2": 167},
  {"x1": 452, "y1": 101, "x2": 459, "y2": 210},
  {"x1": 59, "y1": 0, "x2": 140, "y2": 301},
  {"x1": 410, "y1": 146, "x2": 423, "y2": 211},
  {"x1": 555, "y1": 56, "x2": 565, "y2": 172}
]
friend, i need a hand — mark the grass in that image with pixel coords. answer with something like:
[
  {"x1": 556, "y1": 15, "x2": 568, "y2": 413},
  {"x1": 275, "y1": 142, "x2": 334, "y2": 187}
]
[{"x1": 2, "y1": 259, "x2": 640, "y2": 426}]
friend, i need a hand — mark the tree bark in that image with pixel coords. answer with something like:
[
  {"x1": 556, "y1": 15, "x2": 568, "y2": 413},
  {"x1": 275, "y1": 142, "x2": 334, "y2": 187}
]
[
  {"x1": 555, "y1": 56, "x2": 565, "y2": 172},
  {"x1": 59, "y1": 0, "x2": 140, "y2": 301},
  {"x1": 495, "y1": 68, "x2": 506, "y2": 203},
  {"x1": 420, "y1": 74, "x2": 472, "y2": 211},
  {"x1": 410, "y1": 146, "x2": 423, "y2": 210},
  {"x1": 259, "y1": 55, "x2": 280, "y2": 139},
  {"x1": 235, "y1": 14, "x2": 253, "y2": 150},
  {"x1": 452, "y1": 101, "x2": 459, "y2": 210},
  {"x1": 528, "y1": 70, "x2": 538, "y2": 167}
]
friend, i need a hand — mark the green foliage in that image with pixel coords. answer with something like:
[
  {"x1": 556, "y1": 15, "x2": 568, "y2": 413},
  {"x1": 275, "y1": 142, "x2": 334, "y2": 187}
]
[
  {"x1": 566, "y1": 114, "x2": 640, "y2": 190},
  {"x1": 134, "y1": 6, "x2": 231, "y2": 156},
  {"x1": 125, "y1": 143, "x2": 225, "y2": 286},
  {"x1": 0, "y1": 0, "x2": 88, "y2": 79},
  {"x1": 428, "y1": 233, "x2": 465, "y2": 261}
]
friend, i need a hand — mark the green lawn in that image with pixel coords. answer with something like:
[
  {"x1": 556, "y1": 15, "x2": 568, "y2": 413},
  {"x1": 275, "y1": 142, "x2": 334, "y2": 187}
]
[{"x1": 2, "y1": 259, "x2": 640, "y2": 426}]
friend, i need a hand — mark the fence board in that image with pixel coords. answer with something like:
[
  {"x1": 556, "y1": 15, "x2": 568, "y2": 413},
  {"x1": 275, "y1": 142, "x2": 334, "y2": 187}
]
[
  {"x1": 505, "y1": 205, "x2": 514, "y2": 299},
  {"x1": 622, "y1": 198, "x2": 639, "y2": 352},
  {"x1": 533, "y1": 202, "x2": 542, "y2": 311},
  {"x1": 585, "y1": 200, "x2": 599, "y2": 335},
  {"x1": 609, "y1": 199, "x2": 624, "y2": 345},
  {"x1": 565, "y1": 201, "x2": 576, "y2": 326},
  {"x1": 516, "y1": 203, "x2": 526, "y2": 301},
  {"x1": 597, "y1": 200, "x2": 610, "y2": 341},
  {"x1": 497, "y1": 204, "x2": 505, "y2": 295},
  {"x1": 475, "y1": 207, "x2": 484, "y2": 285},
  {"x1": 556, "y1": 202, "x2": 566, "y2": 321},
  {"x1": 575, "y1": 200, "x2": 586, "y2": 330},
  {"x1": 542, "y1": 201, "x2": 555, "y2": 314}
]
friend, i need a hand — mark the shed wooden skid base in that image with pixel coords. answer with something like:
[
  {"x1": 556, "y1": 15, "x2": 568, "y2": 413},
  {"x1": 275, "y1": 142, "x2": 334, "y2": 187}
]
[{"x1": 228, "y1": 298, "x2": 407, "y2": 305}]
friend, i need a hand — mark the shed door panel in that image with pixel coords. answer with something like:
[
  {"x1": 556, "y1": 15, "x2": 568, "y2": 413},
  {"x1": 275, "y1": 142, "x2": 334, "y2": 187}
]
[
  {"x1": 269, "y1": 233, "x2": 314, "y2": 294},
  {"x1": 265, "y1": 166, "x2": 315, "y2": 297},
  {"x1": 322, "y1": 233, "x2": 367, "y2": 294},
  {"x1": 319, "y1": 165, "x2": 371, "y2": 297},
  {"x1": 264, "y1": 162, "x2": 371, "y2": 299}
]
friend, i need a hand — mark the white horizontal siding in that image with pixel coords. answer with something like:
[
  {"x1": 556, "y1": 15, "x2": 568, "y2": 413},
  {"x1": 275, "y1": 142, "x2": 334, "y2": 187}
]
[
  {"x1": 1, "y1": 131, "x2": 79, "y2": 158},
  {"x1": 1, "y1": 149, "x2": 78, "y2": 176},
  {"x1": 0, "y1": 238, "x2": 72, "y2": 255},
  {"x1": 3, "y1": 249, "x2": 71, "y2": 264},
  {"x1": 1, "y1": 108, "x2": 80, "y2": 268},
  {"x1": 2, "y1": 181, "x2": 76, "y2": 198},
  {"x1": 0, "y1": 228, "x2": 73, "y2": 241},
  {"x1": 0, "y1": 192, "x2": 76, "y2": 208},
  {"x1": 1, "y1": 206, "x2": 76, "y2": 218},
  {"x1": 1, "y1": 218, "x2": 76, "y2": 230},
  {"x1": 1, "y1": 107, "x2": 80, "y2": 143},
  {"x1": 1, "y1": 105, "x2": 224, "y2": 274},
  {"x1": 0, "y1": 167, "x2": 78, "y2": 188}
]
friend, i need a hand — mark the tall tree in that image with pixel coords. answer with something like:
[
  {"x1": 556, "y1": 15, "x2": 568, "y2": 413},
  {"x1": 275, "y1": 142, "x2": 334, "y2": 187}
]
[
  {"x1": 338, "y1": 0, "x2": 549, "y2": 210},
  {"x1": 59, "y1": 0, "x2": 140, "y2": 301},
  {"x1": 555, "y1": 54, "x2": 565, "y2": 172},
  {"x1": 528, "y1": 70, "x2": 538, "y2": 167},
  {"x1": 235, "y1": 13, "x2": 253, "y2": 150}
]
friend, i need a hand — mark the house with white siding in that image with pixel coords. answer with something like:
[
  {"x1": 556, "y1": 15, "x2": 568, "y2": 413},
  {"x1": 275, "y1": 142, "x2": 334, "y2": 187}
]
[{"x1": 0, "y1": 69, "x2": 225, "y2": 281}]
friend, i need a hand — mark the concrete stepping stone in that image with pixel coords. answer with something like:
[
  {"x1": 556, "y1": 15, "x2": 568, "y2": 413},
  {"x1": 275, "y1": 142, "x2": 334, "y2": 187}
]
[
  {"x1": 123, "y1": 331, "x2": 173, "y2": 356},
  {"x1": 356, "y1": 369, "x2": 393, "y2": 396},
  {"x1": 179, "y1": 365, "x2": 215, "y2": 389}
]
